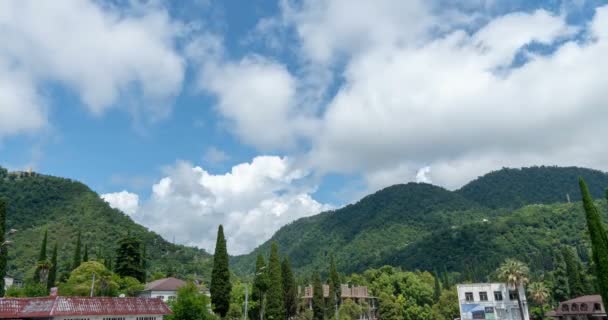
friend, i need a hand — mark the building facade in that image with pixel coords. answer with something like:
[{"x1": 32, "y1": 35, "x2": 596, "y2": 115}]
[
  {"x1": 0, "y1": 296, "x2": 172, "y2": 319},
  {"x1": 301, "y1": 284, "x2": 377, "y2": 320},
  {"x1": 457, "y1": 283, "x2": 530, "y2": 320},
  {"x1": 139, "y1": 277, "x2": 209, "y2": 303},
  {"x1": 545, "y1": 295, "x2": 607, "y2": 319}
]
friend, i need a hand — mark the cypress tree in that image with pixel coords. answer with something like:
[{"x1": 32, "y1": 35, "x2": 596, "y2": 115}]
[
  {"x1": 115, "y1": 234, "x2": 145, "y2": 282},
  {"x1": 72, "y1": 231, "x2": 82, "y2": 270},
  {"x1": 33, "y1": 229, "x2": 48, "y2": 282},
  {"x1": 312, "y1": 272, "x2": 325, "y2": 320},
  {"x1": 141, "y1": 244, "x2": 147, "y2": 282},
  {"x1": 441, "y1": 266, "x2": 450, "y2": 289},
  {"x1": 265, "y1": 242, "x2": 284, "y2": 320},
  {"x1": 579, "y1": 179, "x2": 608, "y2": 307},
  {"x1": 552, "y1": 249, "x2": 570, "y2": 301},
  {"x1": 562, "y1": 246, "x2": 584, "y2": 297},
  {"x1": 0, "y1": 198, "x2": 7, "y2": 297},
  {"x1": 433, "y1": 271, "x2": 442, "y2": 303},
  {"x1": 47, "y1": 242, "x2": 58, "y2": 290},
  {"x1": 282, "y1": 257, "x2": 297, "y2": 319},
  {"x1": 210, "y1": 225, "x2": 231, "y2": 317},
  {"x1": 327, "y1": 255, "x2": 340, "y2": 318},
  {"x1": 83, "y1": 244, "x2": 89, "y2": 262},
  {"x1": 252, "y1": 254, "x2": 269, "y2": 320}
]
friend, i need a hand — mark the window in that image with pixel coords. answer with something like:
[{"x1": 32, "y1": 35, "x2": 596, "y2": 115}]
[
  {"x1": 508, "y1": 290, "x2": 518, "y2": 300},
  {"x1": 562, "y1": 304, "x2": 569, "y2": 312},
  {"x1": 494, "y1": 291, "x2": 503, "y2": 301},
  {"x1": 465, "y1": 292, "x2": 474, "y2": 302},
  {"x1": 168, "y1": 295, "x2": 177, "y2": 302},
  {"x1": 581, "y1": 303, "x2": 588, "y2": 312},
  {"x1": 137, "y1": 317, "x2": 157, "y2": 320},
  {"x1": 595, "y1": 303, "x2": 602, "y2": 311},
  {"x1": 479, "y1": 292, "x2": 488, "y2": 301},
  {"x1": 103, "y1": 318, "x2": 126, "y2": 320},
  {"x1": 571, "y1": 304, "x2": 579, "y2": 312}
]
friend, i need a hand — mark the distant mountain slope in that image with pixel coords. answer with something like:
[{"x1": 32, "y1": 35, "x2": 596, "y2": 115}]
[
  {"x1": 0, "y1": 167, "x2": 212, "y2": 280},
  {"x1": 233, "y1": 166, "x2": 608, "y2": 277},
  {"x1": 456, "y1": 166, "x2": 608, "y2": 209},
  {"x1": 232, "y1": 183, "x2": 489, "y2": 274}
]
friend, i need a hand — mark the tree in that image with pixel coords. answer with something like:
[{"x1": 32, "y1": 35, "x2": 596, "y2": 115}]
[
  {"x1": 210, "y1": 225, "x2": 231, "y2": 317},
  {"x1": 431, "y1": 290, "x2": 459, "y2": 320},
  {"x1": 47, "y1": 242, "x2": 58, "y2": 291},
  {"x1": 83, "y1": 244, "x2": 89, "y2": 262},
  {"x1": 0, "y1": 198, "x2": 7, "y2": 296},
  {"x1": 252, "y1": 254, "x2": 269, "y2": 320},
  {"x1": 33, "y1": 229, "x2": 48, "y2": 283},
  {"x1": 282, "y1": 257, "x2": 298, "y2": 319},
  {"x1": 552, "y1": 249, "x2": 570, "y2": 302},
  {"x1": 72, "y1": 231, "x2": 82, "y2": 270},
  {"x1": 338, "y1": 299, "x2": 363, "y2": 320},
  {"x1": 312, "y1": 272, "x2": 325, "y2": 320},
  {"x1": 115, "y1": 234, "x2": 144, "y2": 282},
  {"x1": 562, "y1": 246, "x2": 584, "y2": 297},
  {"x1": 378, "y1": 293, "x2": 402, "y2": 320},
  {"x1": 497, "y1": 259, "x2": 529, "y2": 320},
  {"x1": 169, "y1": 282, "x2": 212, "y2": 320},
  {"x1": 528, "y1": 282, "x2": 550, "y2": 320},
  {"x1": 265, "y1": 242, "x2": 284, "y2": 320},
  {"x1": 118, "y1": 276, "x2": 144, "y2": 297},
  {"x1": 327, "y1": 255, "x2": 341, "y2": 319},
  {"x1": 60, "y1": 261, "x2": 119, "y2": 296},
  {"x1": 433, "y1": 271, "x2": 442, "y2": 303},
  {"x1": 579, "y1": 179, "x2": 608, "y2": 307}
]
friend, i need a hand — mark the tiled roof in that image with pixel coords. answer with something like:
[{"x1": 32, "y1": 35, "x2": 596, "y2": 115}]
[
  {"x1": 144, "y1": 277, "x2": 187, "y2": 291},
  {"x1": 0, "y1": 296, "x2": 172, "y2": 318}
]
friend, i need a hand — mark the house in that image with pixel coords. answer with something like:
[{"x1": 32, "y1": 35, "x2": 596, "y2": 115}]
[
  {"x1": 139, "y1": 277, "x2": 209, "y2": 303},
  {"x1": 300, "y1": 284, "x2": 377, "y2": 320},
  {"x1": 3, "y1": 276, "x2": 24, "y2": 291},
  {"x1": 0, "y1": 296, "x2": 172, "y2": 319},
  {"x1": 545, "y1": 295, "x2": 607, "y2": 319},
  {"x1": 457, "y1": 283, "x2": 530, "y2": 320}
]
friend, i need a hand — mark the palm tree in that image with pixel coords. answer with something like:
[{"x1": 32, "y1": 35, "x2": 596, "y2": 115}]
[
  {"x1": 528, "y1": 282, "x2": 550, "y2": 320},
  {"x1": 497, "y1": 259, "x2": 529, "y2": 320}
]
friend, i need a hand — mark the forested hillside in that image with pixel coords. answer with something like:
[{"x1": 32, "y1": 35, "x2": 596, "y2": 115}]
[
  {"x1": 0, "y1": 167, "x2": 212, "y2": 280},
  {"x1": 233, "y1": 166, "x2": 608, "y2": 277}
]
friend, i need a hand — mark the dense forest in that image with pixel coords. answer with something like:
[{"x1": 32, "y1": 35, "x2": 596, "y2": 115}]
[
  {"x1": 0, "y1": 166, "x2": 212, "y2": 280},
  {"x1": 232, "y1": 166, "x2": 608, "y2": 277}
]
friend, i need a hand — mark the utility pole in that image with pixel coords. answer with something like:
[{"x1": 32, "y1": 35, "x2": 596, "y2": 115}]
[{"x1": 90, "y1": 273, "x2": 96, "y2": 297}]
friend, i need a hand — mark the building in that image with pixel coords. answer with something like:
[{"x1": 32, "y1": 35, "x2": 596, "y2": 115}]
[
  {"x1": 139, "y1": 277, "x2": 209, "y2": 302},
  {"x1": 3, "y1": 276, "x2": 24, "y2": 291},
  {"x1": 0, "y1": 296, "x2": 172, "y2": 319},
  {"x1": 300, "y1": 284, "x2": 377, "y2": 320},
  {"x1": 545, "y1": 295, "x2": 607, "y2": 319},
  {"x1": 457, "y1": 283, "x2": 530, "y2": 320}
]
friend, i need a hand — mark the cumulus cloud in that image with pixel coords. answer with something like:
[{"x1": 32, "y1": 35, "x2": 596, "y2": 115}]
[
  {"x1": 101, "y1": 191, "x2": 140, "y2": 216},
  {"x1": 129, "y1": 156, "x2": 330, "y2": 254},
  {"x1": 0, "y1": 0, "x2": 184, "y2": 138}
]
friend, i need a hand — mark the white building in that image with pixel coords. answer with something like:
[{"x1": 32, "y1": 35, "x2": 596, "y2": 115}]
[
  {"x1": 3, "y1": 276, "x2": 23, "y2": 291},
  {"x1": 457, "y1": 283, "x2": 530, "y2": 320},
  {"x1": 139, "y1": 277, "x2": 209, "y2": 303}
]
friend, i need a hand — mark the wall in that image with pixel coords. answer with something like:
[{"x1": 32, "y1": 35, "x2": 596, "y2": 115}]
[{"x1": 457, "y1": 283, "x2": 530, "y2": 320}]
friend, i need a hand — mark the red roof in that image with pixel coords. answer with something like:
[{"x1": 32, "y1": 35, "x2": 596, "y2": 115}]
[{"x1": 0, "y1": 296, "x2": 172, "y2": 318}]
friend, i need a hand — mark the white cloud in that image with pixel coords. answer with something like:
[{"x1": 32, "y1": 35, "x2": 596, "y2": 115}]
[
  {"x1": 101, "y1": 191, "x2": 140, "y2": 216},
  {"x1": 129, "y1": 156, "x2": 330, "y2": 254},
  {"x1": 0, "y1": 0, "x2": 184, "y2": 137},
  {"x1": 203, "y1": 146, "x2": 230, "y2": 165},
  {"x1": 415, "y1": 167, "x2": 432, "y2": 184}
]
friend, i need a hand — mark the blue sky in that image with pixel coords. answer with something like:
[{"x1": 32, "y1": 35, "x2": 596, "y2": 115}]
[{"x1": 1, "y1": 0, "x2": 607, "y2": 254}]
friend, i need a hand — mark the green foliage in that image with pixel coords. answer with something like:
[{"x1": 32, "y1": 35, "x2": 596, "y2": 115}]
[
  {"x1": 33, "y1": 229, "x2": 48, "y2": 283},
  {"x1": 312, "y1": 272, "x2": 324, "y2": 320},
  {"x1": 72, "y1": 231, "x2": 82, "y2": 270},
  {"x1": 433, "y1": 272, "x2": 441, "y2": 303},
  {"x1": 282, "y1": 257, "x2": 298, "y2": 319},
  {"x1": 83, "y1": 244, "x2": 89, "y2": 262},
  {"x1": 266, "y1": 242, "x2": 284, "y2": 320},
  {"x1": 168, "y1": 282, "x2": 212, "y2": 320},
  {"x1": 579, "y1": 179, "x2": 608, "y2": 307},
  {"x1": 378, "y1": 293, "x2": 402, "y2": 320},
  {"x1": 210, "y1": 225, "x2": 231, "y2": 317},
  {"x1": 251, "y1": 254, "x2": 269, "y2": 320},
  {"x1": 0, "y1": 169, "x2": 211, "y2": 279},
  {"x1": 337, "y1": 299, "x2": 362, "y2": 320},
  {"x1": 327, "y1": 255, "x2": 340, "y2": 317},
  {"x1": 561, "y1": 246, "x2": 585, "y2": 297},
  {"x1": 47, "y1": 242, "x2": 58, "y2": 291},
  {"x1": 60, "y1": 261, "x2": 118, "y2": 296},
  {"x1": 431, "y1": 290, "x2": 459, "y2": 320},
  {"x1": 118, "y1": 276, "x2": 144, "y2": 297},
  {"x1": 528, "y1": 282, "x2": 550, "y2": 320},
  {"x1": 115, "y1": 234, "x2": 144, "y2": 282},
  {"x1": 0, "y1": 197, "x2": 6, "y2": 296},
  {"x1": 552, "y1": 249, "x2": 569, "y2": 302}
]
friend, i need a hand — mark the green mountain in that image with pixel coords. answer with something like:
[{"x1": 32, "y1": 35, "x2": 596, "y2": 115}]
[
  {"x1": 0, "y1": 167, "x2": 212, "y2": 280},
  {"x1": 232, "y1": 166, "x2": 608, "y2": 277}
]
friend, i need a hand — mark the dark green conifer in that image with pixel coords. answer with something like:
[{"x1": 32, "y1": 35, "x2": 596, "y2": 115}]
[
  {"x1": 47, "y1": 242, "x2": 58, "y2": 290},
  {"x1": 33, "y1": 229, "x2": 48, "y2": 282},
  {"x1": 433, "y1": 270, "x2": 442, "y2": 303},
  {"x1": 72, "y1": 231, "x2": 82, "y2": 270},
  {"x1": 252, "y1": 254, "x2": 269, "y2": 320},
  {"x1": 579, "y1": 179, "x2": 608, "y2": 306},
  {"x1": 115, "y1": 234, "x2": 144, "y2": 282},
  {"x1": 265, "y1": 242, "x2": 284, "y2": 320},
  {"x1": 82, "y1": 244, "x2": 89, "y2": 262},
  {"x1": 562, "y1": 246, "x2": 584, "y2": 297},
  {"x1": 210, "y1": 225, "x2": 231, "y2": 317},
  {"x1": 0, "y1": 198, "x2": 7, "y2": 296},
  {"x1": 282, "y1": 257, "x2": 298, "y2": 319},
  {"x1": 552, "y1": 249, "x2": 570, "y2": 301},
  {"x1": 327, "y1": 255, "x2": 340, "y2": 318},
  {"x1": 312, "y1": 272, "x2": 325, "y2": 320}
]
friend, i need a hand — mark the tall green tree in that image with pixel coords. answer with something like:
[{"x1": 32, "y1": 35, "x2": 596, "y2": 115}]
[
  {"x1": 312, "y1": 272, "x2": 325, "y2": 320},
  {"x1": 83, "y1": 244, "x2": 89, "y2": 262},
  {"x1": 562, "y1": 246, "x2": 584, "y2": 297},
  {"x1": 282, "y1": 257, "x2": 297, "y2": 319},
  {"x1": 169, "y1": 282, "x2": 212, "y2": 320},
  {"x1": 327, "y1": 255, "x2": 341, "y2": 319},
  {"x1": 552, "y1": 249, "x2": 570, "y2": 302},
  {"x1": 33, "y1": 229, "x2": 48, "y2": 282},
  {"x1": 115, "y1": 234, "x2": 144, "y2": 282},
  {"x1": 433, "y1": 271, "x2": 442, "y2": 303},
  {"x1": 210, "y1": 225, "x2": 231, "y2": 317},
  {"x1": 72, "y1": 231, "x2": 82, "y2": 270},
  {"x1": 528, "y1": 282, "x2": 550, "y2": 320},
  {"x1": 0, "y1": 198, "x2": 7, "y2": 297},
  {"x1": 579, "y1": 179, "x2": 608, "y2": 307},
  {"x1": 47, "y1": 242, "x2": 58, "y2": 291},
  {"x1": 497, "y1": 259, "x2": 529, "y2": 320},
  {"x1": 252, "y1": 254, "x2": 269, "y2": 320},
  {"x1": 265, "y1": 242, "x2": 284, "y2": 320}
]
